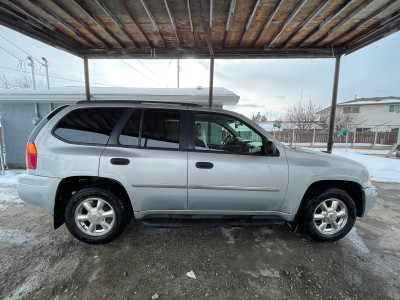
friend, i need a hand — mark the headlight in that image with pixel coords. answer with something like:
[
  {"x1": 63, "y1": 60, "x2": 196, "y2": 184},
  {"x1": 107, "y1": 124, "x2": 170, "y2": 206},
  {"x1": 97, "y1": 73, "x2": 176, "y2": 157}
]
[{"x1": 366, "y1": 169, "x2": 372, "y2": 187}]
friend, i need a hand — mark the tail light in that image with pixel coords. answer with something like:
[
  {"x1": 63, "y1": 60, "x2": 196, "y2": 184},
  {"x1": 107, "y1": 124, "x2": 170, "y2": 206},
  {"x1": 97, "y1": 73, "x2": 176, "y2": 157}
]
[{"x1": 26, "y1": 142, "x2": 37, "y2": 169}]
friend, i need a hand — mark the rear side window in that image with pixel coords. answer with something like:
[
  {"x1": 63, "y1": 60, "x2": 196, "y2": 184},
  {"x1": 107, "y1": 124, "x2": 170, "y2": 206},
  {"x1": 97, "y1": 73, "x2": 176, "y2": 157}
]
[
  {"x1": 53, "y1": 107, "x2": 125, "y2": 144},
  {"x1": 141, "y1": 110, "x2": 180, "y2": 149}
]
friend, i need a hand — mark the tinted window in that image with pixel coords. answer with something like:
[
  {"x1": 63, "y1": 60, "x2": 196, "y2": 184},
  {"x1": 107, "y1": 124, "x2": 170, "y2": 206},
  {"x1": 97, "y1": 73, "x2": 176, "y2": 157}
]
[
  {"x1": 141, "y1": 110, "x2": 180, "y2": 149},
  {"x1": 54, "y1": 108, "x2": 125, "y2": 144},
  {"x1": 195, "y1": 113, "x2": 263, "y2": 154},
  {"x1": 119, "y1": 109, "x2": 142, "y2": 146}
]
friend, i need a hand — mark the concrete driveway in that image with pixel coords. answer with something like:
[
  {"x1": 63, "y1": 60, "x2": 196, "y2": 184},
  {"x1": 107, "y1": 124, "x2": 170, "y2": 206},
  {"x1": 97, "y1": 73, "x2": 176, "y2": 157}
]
[{"x1": 0, "y1": 181, "x2": 399, "y2": 300}]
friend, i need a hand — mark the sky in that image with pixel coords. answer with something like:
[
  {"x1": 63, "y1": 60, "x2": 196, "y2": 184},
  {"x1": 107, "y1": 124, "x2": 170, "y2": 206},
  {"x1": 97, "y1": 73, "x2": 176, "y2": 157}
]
[{"x1": 0, "y1": 24, "x2": 399, "y2": 119}]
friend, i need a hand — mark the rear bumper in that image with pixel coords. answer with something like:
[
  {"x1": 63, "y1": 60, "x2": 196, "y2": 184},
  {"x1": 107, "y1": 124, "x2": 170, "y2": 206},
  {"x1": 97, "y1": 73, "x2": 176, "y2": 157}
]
[
  {"x1": 361, "y1": 185, "x2": 378, "y2": 217},
  {"x1": 18, "y1": 174, "x2": 61, "y2": 216}
]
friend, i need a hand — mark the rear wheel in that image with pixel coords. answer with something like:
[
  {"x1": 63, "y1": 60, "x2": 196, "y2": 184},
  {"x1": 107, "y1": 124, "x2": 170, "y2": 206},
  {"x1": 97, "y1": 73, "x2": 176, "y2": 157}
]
[
  {"x1": 65, "y1": 188, "x2": 129, "y2": 244},
  {"x1": 300, "y1": 188, "x2": 356, "y2": 242}
]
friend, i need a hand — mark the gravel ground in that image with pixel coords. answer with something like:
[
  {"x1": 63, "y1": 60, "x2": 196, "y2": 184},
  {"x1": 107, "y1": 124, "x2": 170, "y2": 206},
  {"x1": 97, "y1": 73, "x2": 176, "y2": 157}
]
[{"x1": 0, "y1": 181, "x2": 399, "y2": 300}]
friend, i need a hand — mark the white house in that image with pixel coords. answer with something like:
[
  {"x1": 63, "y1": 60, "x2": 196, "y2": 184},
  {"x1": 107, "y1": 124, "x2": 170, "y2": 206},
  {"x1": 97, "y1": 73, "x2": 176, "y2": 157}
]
[{"x1": 320, "y1": 96, "x2": 400, "y2": 132}]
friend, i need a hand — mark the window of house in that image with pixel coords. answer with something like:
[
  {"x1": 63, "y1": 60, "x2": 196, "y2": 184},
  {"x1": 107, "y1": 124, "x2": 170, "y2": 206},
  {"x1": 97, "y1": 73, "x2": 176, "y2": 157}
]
[
  {"x1": 343, "y1": 106, "x2": 360, "y2": 113},
  {"x1": 194, "y1": 113, "x2": 263, "y2": 154},
  {"x1": 389, "y1": 105, "x2": 400, "y2": 112},
  {"x1": 54, "y1": 108, "x2": 125, "y2": 144}
]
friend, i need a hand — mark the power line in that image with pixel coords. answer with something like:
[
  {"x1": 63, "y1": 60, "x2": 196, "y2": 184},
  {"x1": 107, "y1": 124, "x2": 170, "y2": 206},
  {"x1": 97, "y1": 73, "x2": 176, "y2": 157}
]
[
  {"x1": 0, "y1": 66, "x2": 117, "y2": 87},
  {"x1": 0, "y1": 33, "x2": 42, "y2": 65},
  {"x1": 121, "y1": 59, "x2": 163, "y2": 87},
  {"x1": 136, "y1": 59, "x2": 166, "y2": 85}
]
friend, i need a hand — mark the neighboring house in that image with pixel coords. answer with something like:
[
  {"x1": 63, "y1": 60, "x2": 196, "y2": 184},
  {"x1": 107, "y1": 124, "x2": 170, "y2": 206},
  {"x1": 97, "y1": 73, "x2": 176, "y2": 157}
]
[
  {"x1": 319, "y1": 96, "x2": 400, "y2": 132},
  {"x1": 0, "y1": 87, "x2": 239, "y2": 168}
]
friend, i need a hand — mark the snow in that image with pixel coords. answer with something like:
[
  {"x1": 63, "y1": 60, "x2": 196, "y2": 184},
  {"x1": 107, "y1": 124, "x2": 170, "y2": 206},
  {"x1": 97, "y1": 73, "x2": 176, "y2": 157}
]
[
  {"x1": 303, "y1": 148, "x2": 400, "y2": 183},
  {"x1": 339, "y1": 99, "x2": 400, "y2": 105},
  {"x1": 0, "y1": 169, "x2": 24, "y2": 184}
]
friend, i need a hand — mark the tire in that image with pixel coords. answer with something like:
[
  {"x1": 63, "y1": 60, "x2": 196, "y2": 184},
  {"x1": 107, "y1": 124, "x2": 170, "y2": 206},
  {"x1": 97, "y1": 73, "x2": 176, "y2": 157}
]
[
  {"x1": 300, "y1": 188, "x2": 356, "y2": 242},
  {"x1": 65, "y1": 188, "x2": 130, "y2": 244}
]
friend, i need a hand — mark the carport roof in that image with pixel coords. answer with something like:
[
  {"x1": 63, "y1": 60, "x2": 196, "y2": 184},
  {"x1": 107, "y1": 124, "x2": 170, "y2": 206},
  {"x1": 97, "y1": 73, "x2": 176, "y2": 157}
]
[{"x1": 1, "y1": 0, "x2": 399, "y2": 59}]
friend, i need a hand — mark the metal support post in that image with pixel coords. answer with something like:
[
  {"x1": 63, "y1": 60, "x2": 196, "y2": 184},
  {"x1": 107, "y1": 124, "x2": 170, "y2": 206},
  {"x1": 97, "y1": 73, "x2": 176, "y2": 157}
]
[
  {"x1": 177, "y1": 59, "x2": 180, "y2": 88},
  {"x1": 208, "y1": 55, "x2": 214, "y2": 107},
  {"x1": 27, "y1": 56, "x2": 36, "y2": 89},
  {"x1": 84, "y1": 57, "x2": 90, "y2": 101},
  {"x1": 327, "y1": 55, "x2": 342, "y2": 153}
]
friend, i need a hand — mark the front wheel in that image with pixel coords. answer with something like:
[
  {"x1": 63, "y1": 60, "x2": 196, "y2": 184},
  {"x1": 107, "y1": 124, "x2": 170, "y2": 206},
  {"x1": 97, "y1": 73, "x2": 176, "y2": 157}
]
[
  {"x1": 300, "y1": 188, "x2": 356, "y2": 242},
  {"x1": 65, "y1": 188, "x2": 130, "y2": 244}
]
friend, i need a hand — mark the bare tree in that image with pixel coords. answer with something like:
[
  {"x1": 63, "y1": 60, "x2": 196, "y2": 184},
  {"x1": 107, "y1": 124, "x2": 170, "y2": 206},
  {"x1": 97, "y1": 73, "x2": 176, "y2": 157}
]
[
  {"x1": 0, "y1": 72, "x2": 12, "y2": 89},
  {"x1": 0, "y1": 73, "x2": 44, "y2": 89},
  {"x1": 284, "y1": 99, "x2": 321, "y2": 130},
  {"x1": 320, "y1": 108, "x2": 357, "y2": 132}
]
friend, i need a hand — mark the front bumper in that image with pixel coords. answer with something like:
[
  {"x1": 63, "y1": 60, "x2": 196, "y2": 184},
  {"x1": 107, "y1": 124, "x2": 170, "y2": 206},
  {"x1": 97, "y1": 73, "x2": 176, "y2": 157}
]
[
  {"x1": 361, "y1": 185, "x2": 378, "y2": 217},
  {"x1": 18, "y1": 174, "x2": 61, "y2": 216}
]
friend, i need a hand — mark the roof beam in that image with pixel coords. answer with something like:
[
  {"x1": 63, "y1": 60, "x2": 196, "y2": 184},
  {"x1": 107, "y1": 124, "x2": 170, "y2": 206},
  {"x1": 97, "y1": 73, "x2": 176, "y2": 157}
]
[
  {"x1": 294, "y1": 0, "x2": 354, "y2": 48},
  {"x1": 29, "y1": 0, "x2": 97, "y2": 48},
  {"x1": 347, "y1": 12, "x2": 400, "y2": 49},
  {"x1": 116, "y1": 0, "x2": 152, "y2": 48},
  {"x1": 163, "y1": 0, "x2": 180, "y2": 46},
  {"x1": 254, "y1": 0, "x2": 285, "y2": 46},
  {"x1": 139, "y1": 0, "x2": 167, "y2": 47},
  {"x1": 312, "y1": 0, "x2": 373, "y2": 47},
  {"x1": 185, "y1": 0, "x2": 196, "y2": 44},
  {"x1": 0, "y1": 1, "x2": 55, "y2": 31},
  {"x1": 239, "y1": 0, "x2": 261, "y2": 46},
  {"x1": 94, "y1": 0, "x2": 138, "y2": 48},
  {"x1": 0, "y1": 2, "x2": 52, "y2": 31},
  {"x1": 48, "y1": 1, "x2": 111, "y2": 48},
  {"x1": 197, "y1": 0, "x2": 213, "y2": 56},
  {"x1": 70, "y1": 0, "x2": 125, "y2": 48},
  {"x1": 330, "y1": 0, "x2": 399, "y2": 46},
  {"x1": 0, "y1": 12, "x2": 81, "y2": 57},
  {"x1": 210, "y1": 0, "x2": 213, "y2": 29},
  {"x1": 345, "y1": 18, "x2": 400, "y2": 55},
  {"x1": 268, "y1": 0, "x2": 308, "y2": 47},
  {"x1": 224, "y1": 0, "x2": 237, "y2": 46},
  {"x1": 79, "y1": 47, "x2": 343, "y2": 59},
  {"x1": 282, "y1": 0, "x2": 331, "y2": 47}
]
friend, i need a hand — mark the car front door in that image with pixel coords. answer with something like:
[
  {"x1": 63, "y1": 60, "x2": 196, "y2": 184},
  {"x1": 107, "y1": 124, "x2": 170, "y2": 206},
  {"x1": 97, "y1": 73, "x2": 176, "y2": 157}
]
[
  {"x1": 187, "y1": 111, "x2": 288, "y2": 212},
  {"x1": 99, "y1": 108, "x2": 188, "y2": 213}
]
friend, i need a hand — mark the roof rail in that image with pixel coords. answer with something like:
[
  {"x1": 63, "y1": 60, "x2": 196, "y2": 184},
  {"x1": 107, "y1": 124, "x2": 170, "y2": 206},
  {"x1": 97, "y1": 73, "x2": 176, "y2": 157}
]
[{"x1": 76, "y1": 100, "x2": 202, "y2": 107}]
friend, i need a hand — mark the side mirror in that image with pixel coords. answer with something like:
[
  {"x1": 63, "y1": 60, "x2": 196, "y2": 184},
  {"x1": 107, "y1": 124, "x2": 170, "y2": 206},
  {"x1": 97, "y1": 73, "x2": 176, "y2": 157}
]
[{"x1": 265, "y1": 140, "x2": 277, "y2": 156}]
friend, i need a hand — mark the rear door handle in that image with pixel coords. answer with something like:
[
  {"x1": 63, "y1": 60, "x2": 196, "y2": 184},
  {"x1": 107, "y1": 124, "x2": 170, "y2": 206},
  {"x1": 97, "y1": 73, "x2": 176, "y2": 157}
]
[
  {"x1": 196, "y1": 162, "x2": 213, "y2": 169},
  {"x1": 110, "y1": 158, "x2": 130, "y2": 165}
]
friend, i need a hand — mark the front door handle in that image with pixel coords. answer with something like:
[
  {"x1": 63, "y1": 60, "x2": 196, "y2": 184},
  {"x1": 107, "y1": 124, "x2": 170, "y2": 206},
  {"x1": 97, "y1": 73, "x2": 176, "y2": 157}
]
[
  {"x1": 110, "y1": 158, "x2": 130, "y2": 165},
  {"x1": 196, "y1": 162, "x2": 213, "y2": 169}
]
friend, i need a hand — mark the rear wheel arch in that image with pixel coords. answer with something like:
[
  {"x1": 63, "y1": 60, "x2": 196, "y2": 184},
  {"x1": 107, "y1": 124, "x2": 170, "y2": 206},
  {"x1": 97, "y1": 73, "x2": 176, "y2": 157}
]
[{"x1": 54, "y1": 176, "x2": 132, "y2": 229}]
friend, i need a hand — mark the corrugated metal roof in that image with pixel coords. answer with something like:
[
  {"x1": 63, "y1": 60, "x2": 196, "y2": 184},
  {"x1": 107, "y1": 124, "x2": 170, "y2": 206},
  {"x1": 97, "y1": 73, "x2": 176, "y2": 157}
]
[{"x1": 0, "y1": 0, "x2": 399, "y2": 59}]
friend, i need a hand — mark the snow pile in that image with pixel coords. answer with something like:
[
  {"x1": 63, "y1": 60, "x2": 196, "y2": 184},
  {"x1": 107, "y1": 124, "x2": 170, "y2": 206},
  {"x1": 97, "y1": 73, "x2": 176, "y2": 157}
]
[{"x1": 0, "y1": 169, "x2": 25, "y2": 184}]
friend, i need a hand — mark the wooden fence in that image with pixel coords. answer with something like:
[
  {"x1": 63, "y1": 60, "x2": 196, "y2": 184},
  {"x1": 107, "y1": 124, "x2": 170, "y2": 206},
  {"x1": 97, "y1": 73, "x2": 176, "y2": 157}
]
[{"x1": 269, "y1": 130, "x2": 398, "y2": 145}]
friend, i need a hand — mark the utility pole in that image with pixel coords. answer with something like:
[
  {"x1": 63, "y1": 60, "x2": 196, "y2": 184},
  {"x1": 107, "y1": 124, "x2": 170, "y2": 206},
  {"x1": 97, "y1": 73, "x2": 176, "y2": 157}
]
[
  {"x1": 42, "y1": 57, "x2": 50, "y2": 89},
  {"x1": 27, "y1": 56, "x2": 36, "y2": 90},
  {"x1": 42, "y1": 57, "x2": 53, "y2": 111}
]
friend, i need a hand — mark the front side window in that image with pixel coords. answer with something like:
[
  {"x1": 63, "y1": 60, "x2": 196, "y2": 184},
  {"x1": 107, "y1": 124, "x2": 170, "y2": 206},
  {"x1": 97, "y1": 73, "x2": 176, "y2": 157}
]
[
  {"x1": 141, "y1": 110, "x2": 180, "y2": 149},
  {"x1": 194, "y1": 113, "x2": 263, "y2": 154},
  {"x1": 53, "y1": 107, "x2": 125, "y2": 144}
]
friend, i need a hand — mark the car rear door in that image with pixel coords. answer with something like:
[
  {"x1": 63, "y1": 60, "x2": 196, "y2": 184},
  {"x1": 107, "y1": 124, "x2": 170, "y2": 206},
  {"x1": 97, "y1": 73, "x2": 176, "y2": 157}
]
[{"x1": 99, "y1": 107, "x2": 188, "y2": 213}]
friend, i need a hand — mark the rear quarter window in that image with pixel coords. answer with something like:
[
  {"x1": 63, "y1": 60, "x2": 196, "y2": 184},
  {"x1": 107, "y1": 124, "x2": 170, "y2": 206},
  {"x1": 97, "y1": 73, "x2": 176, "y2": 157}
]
[{"x1": 53, "y1": 107, "x2": 125, "y2": 145}]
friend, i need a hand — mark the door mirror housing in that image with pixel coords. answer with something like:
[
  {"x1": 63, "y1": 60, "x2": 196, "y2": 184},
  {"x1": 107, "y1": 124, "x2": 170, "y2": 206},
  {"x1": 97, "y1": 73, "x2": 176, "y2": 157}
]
[{"x1": 264, "y1": 140, "x2": 277, "y2": 156}]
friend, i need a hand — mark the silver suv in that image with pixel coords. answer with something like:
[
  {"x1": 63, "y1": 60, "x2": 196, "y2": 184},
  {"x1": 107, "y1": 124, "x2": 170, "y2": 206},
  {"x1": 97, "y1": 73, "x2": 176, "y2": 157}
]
[{"x1": 18, "y1": 101, "x2": 377, "y2": 244}]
